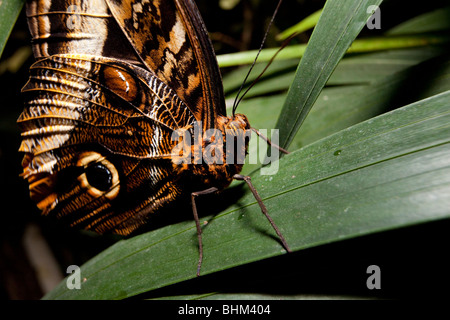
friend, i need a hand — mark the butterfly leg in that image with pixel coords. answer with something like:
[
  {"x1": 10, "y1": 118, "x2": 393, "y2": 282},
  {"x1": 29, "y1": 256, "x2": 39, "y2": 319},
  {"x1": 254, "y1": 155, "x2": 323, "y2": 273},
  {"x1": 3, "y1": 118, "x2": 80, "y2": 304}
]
[
  {"x1": 233, "y1": 174, "x2": 291, "y2": 253},
  {"x1": 191, "y1": 187, "x2": 219, "y2": 276}
]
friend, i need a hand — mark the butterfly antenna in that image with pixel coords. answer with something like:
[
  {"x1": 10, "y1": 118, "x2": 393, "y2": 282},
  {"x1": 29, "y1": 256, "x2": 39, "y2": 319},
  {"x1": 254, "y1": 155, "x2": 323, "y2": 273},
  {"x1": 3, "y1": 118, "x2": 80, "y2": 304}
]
[
  {"x1": 233, "y1": 33, "x2": 296, "y2": 112},
  {"x1": 232, "y1": 0, "x2": 284, "y2": 116}
]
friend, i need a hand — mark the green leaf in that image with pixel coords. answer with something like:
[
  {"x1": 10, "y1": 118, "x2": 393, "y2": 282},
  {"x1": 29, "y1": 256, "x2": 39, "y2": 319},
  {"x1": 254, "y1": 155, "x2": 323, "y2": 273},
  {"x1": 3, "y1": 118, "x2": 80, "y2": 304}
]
[
  {"x1": 153, "y1": 293, "x2": 367, "y2": 300},
  {"x1": 276, "y1": 9, "x2": 323, "y2": 41},
  {"x1": 217, "y1": 34, "x2": 450, "y2": 68},
  {"x1": 222, "y1": 59, "x2": 299, "y2": 96},
  {"x1": 387, "y1": 6, "x2": 450, "y2": 35},
  {"x1": 222, "y1": 45, "x2": 448, "y2": 102},
  {"x1": 227, "y1": 46, "x2": 450, "y2": 179},
  {"x1": 347, "y1": 34, "x2": 450, "y2": 53},
  {"x1": 275, "y1": 0, "x2": 384, "y2": 150},
  {"x1": 217, "y1": 44, "x2": 307, "y2": 68},
  {"x1": 326, "y1": 47, "x2": 446, "y2": 85},
  {"x1": 290, "y1": 49, "x2": 450, "y2": 148},
  {"x1": 0, "y1": 0, "x2": 25, "y2": 58},
  {"x1": 44, "y1": 90, "x2": 450, "y2": 299}
]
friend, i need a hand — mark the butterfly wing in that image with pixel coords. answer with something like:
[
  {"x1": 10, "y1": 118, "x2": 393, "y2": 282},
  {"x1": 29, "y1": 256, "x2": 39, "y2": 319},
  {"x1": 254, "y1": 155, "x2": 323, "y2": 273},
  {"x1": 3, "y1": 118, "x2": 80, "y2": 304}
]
[
  {"x1": 105, "y1": 0, "x2": 226, "y2": 130},
  {"x1": 26, "y1": 0, "x2": 140, "y2": 63},
  {"x1": 19, "y1": 54, "x2": 196, "y2": 234},
  {"x1": 20, "y1": 0, "x2": 229, "y2": 235},
  {"x1": 26, "y1": 0, "x2": 226, "y2": 128}
]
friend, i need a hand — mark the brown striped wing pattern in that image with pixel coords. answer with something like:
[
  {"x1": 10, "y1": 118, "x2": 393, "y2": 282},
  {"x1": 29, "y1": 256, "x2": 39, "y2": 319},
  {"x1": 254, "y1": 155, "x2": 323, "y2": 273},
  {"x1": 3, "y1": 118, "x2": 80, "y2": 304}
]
[
  {"x1": 26, "y1": 0, "x2": 226, "y2": 129},
  {"x1": 19, "y1": 54, "x2": 198, "y2": 234}
]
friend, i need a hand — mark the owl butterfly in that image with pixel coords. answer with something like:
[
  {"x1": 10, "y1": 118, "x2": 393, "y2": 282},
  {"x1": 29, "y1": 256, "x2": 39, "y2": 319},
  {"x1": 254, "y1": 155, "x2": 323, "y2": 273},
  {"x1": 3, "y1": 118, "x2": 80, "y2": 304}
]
[{"x1": 19, "y1": 0, "x2": 290, "y2": 275}]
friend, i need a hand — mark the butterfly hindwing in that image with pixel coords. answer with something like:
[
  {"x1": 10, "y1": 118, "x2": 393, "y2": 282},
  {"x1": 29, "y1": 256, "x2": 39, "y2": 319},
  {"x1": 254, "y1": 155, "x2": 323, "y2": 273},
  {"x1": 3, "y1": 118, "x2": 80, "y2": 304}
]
[{"x1": 19, "y1": 53, "x2": 196, "y2": 234}]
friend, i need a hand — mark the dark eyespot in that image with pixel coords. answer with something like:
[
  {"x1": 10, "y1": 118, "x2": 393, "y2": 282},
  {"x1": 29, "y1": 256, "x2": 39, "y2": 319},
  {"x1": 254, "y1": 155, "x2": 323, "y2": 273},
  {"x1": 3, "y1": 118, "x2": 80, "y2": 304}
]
[
  {"x1": 85, "y1": 163, "x2": 113, "y2": 192},
  {"x1": 77, "y1": 151, "x2": 120, "y2": 199}
]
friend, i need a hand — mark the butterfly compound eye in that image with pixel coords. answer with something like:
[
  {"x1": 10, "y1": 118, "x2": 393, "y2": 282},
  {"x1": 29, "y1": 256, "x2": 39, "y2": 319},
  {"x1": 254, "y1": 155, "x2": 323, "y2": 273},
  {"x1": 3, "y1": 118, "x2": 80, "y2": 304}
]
[{"x1": 76, "y1": 152, "x2": 120, "y2": 200}]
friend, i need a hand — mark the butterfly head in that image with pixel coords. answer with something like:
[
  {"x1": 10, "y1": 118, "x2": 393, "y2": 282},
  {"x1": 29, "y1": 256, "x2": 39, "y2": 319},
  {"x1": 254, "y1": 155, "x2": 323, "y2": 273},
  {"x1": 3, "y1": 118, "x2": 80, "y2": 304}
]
[
  {"x1": 201, "y1": 114, "x2": 252, "y2": 188},
  {"x1": 217, "y1": 114, "x2": 250, "y2": 133},
  {"x1": 217, "y1": 113, "x2": 252, "y2": 166}
]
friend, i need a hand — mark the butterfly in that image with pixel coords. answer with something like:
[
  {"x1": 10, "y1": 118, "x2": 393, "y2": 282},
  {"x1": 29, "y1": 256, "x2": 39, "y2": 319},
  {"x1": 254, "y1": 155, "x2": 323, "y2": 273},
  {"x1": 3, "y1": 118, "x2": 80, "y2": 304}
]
[{"x1": 19, "y1": 0, "x2": 290, "y2": 275}]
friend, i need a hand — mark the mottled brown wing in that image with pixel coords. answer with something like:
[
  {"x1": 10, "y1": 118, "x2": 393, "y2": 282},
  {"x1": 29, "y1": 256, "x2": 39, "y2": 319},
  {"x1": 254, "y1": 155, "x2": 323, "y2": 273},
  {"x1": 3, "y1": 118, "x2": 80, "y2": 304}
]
[
  {"x1": 105, "y1": 0, "x2": 226, "y2": 130},
  {"x1": 19, "y1": 54, "x2": 196, "y2": 235}
]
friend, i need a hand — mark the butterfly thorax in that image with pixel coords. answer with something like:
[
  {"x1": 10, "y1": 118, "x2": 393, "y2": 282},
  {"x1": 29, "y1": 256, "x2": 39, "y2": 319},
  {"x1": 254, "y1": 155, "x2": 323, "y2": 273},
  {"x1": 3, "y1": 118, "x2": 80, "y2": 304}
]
[{"x1": 172, "y1": 114, "x2": 251, "y2": 192}]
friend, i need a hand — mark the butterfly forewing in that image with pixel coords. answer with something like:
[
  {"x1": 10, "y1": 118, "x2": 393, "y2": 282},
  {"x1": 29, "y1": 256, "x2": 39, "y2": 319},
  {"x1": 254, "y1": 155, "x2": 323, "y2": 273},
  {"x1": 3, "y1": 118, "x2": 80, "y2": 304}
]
[
  {"x1": 27, "y1": 0, "x2": 226, "y2": 128},
  {"x1": 26, "y1": 0, "x2": 141, "y2": 63},
  {"x1": 105, "y1": 0, "x2": 226, "y2": 130}
]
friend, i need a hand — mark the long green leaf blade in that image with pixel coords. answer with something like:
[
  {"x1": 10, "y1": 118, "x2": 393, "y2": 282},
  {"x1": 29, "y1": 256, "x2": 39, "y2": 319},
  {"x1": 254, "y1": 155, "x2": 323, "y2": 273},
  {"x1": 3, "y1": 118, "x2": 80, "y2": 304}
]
[
  {"x1": 275, "y1": 0, "x2": 383, "y2": 150},
  {"x1": 0, "y1": 0, "x2": 25, "y2": 58},
  {"x1": 276, "y1": 9, "x2": 323, "y2": 41},
  {"x1": 44, "y1": 90, "x2": 450, "y2": 299}
]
